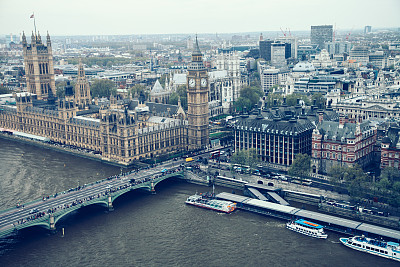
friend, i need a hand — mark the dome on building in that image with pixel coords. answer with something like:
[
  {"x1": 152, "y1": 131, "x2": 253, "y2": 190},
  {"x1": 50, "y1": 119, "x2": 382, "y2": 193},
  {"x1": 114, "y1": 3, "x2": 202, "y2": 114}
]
[{"x1": 293, "y1": 62, "x2": 315, "y2": 72}]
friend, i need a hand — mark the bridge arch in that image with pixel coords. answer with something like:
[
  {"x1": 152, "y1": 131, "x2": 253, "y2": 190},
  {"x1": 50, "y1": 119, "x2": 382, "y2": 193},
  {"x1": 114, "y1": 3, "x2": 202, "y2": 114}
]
[
  {"x1": 110, "y1": 183, "x2": 151, "y2": 203},
  {"x1": 53, "y1": 201, "x2": 109, "y2": 225},
  {"x1": 14, "y1": 220, "x2": 52, "y2": 234},
  {"x1": 1, "y1": 170, "x2": 185, "y2": 238}
]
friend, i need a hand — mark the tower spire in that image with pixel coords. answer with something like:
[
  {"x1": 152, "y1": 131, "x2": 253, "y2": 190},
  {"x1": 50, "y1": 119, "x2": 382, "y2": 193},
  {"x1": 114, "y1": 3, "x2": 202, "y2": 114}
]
[
  {"x1": 46, "y1": 31, "x2": 51, "y2": 46},
  {"x1": 193, "y1": 34, "x2": 201, "y2": 55},
  {"x1": 22, "y1": 31, "x2": 27, "y2": 46},
  {"x1": 78, "y1": 59, "x2": 85, "y2": 77}
]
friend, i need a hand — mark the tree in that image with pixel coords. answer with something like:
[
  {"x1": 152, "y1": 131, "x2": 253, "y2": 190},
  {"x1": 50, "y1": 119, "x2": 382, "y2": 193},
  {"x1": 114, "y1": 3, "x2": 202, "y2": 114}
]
[
  {"x1": 130, "y1": 84, "x2": 147, "y2": 99},
  {"x1": 234, "y1": 86, "x2": 263, "y2": 113},
  {"x1": 168, "y1": 85, "x2": 187, "y2": 110},
  {"x1": 265, "y1": 93, "x2": 283, "y2": 108},
  {"x1": 286, "y1": 93, "x2": 311, "y2": 107},
  {"x1": 159, "y1": 74, "x2": 167, "y2": 85},
  {"x1": 311, "y1": 93, "x2": 326, "y2": 109},
  {"x1": 90, "y1": 79, "x2": 116, "y2": 98},
  {"x1": 377, "y1": 177, "x2": 391, "y2": 192},
  {"x1": 249, "y1": 72, "x2": 261, "y2": 87},
  {"x1": 55, "y1": 81, "x2": 76, "y2": 99},
  {"x1": 288, "y1": 154, "x2": 311, "y2": 179},
  {"x1": 0, "y1": 85, "x2": 10, "y2": 95},
  {"x1": 330, "y1": 164, "x2": 369, "y2": 199},
  {"x1": 231, "y1": 148, "x2": 260, "y2": 172},
  {"x1": 269, "y1": 84, "x2": 279, "y2": 93},
  {"x1": 380, "y1": 167, "x2": 400, "y2": 184},
  {"x1": 377, "y1": 168, "x2": 400, "y2": 206},
  {"x1": 233, "y1": 97, "x2": 251, "y2": 113},
  {"x1": 327, "y1": 165, "x2": 348, "y2": 186}
]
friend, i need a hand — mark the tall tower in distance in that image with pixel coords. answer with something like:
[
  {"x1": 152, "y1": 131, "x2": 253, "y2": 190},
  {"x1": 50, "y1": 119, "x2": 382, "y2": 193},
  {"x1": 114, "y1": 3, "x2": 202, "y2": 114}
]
[
  {"x1": 311, "y1": 25, "x2": 333, "y2": 50},
  {"x1": 74, "y1": 61, "x2": 92, "y2": 110},
  {"x1": 22, "y1": 31, "x2": 56, "y2": 100},
  {"x1": 187, "y1": 36, "x2": 209, "y2": 150}
]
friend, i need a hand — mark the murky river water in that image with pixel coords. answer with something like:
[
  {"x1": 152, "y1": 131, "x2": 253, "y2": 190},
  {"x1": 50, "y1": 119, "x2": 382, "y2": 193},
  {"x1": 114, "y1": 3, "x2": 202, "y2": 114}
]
[{"x1": 0, "y1": 138, "x2": 397, "y2": 266}]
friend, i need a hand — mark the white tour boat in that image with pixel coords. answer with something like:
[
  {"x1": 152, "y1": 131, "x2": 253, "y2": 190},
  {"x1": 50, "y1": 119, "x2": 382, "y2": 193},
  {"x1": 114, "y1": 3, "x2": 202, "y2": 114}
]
[
  {"x1": 286, "y1": 219, "x2": 328, "y2": 239},
  {"x1": 340, "y1": 236, "x2": 400, "y2": 262}
]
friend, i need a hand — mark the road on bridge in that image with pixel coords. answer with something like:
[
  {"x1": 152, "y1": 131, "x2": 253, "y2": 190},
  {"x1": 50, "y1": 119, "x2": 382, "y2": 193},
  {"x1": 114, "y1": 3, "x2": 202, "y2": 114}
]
[{"x1": 0, "y1": 161, "x2": 184, "y2": 238}]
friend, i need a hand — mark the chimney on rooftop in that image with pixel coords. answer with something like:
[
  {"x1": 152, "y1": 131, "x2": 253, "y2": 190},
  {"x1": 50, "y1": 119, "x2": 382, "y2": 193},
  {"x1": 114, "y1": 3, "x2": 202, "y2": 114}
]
[
  {"x1": 318, "y1": 112, "x2": 324, "y2": 123},
  {"x1": 339, "y1": 114, "x2": 346, "y2": 128}
]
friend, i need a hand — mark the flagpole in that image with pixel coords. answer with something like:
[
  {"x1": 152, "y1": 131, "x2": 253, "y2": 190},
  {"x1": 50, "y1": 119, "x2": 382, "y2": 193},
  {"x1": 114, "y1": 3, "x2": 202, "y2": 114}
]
[{"x1": 33, "y1": 12, "x2": 37, "y2": 36}]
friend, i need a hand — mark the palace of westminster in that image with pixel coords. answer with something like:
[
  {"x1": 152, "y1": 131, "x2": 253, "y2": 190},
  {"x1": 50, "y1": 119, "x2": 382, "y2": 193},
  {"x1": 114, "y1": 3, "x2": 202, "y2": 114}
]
[{"x1": 0, "y1": 32, "x2": 210, "y2": 165}]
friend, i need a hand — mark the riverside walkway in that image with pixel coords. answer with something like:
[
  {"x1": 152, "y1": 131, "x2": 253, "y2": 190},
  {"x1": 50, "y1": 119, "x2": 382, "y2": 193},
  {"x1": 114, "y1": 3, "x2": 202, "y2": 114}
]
[{"x1": 0, "y1": 164, "x2": 184, "y2": 238}]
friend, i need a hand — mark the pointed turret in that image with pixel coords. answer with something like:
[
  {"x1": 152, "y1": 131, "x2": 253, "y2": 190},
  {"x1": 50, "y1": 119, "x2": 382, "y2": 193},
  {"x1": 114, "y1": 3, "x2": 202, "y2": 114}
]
[
  {"x1": 22, "y1": 32, "x2": 27, "y2": 46},
  {"x1": 78, "y1": 59, "x2": 85, "y2": 77},
  {"x1": 31, "y1": 31, "x2": 36, "y2": 45},
  {"x1": 46, "y1": 31, "x2": 51, "y2": 47},
  {"x1": 37, "y1": 31, "x2": 42, "y2": 43}
]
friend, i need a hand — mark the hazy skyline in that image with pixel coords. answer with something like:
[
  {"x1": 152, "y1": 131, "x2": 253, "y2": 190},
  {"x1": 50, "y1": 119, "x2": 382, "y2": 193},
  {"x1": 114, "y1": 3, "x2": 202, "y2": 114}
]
[{"x1": 0, "y1": 0, "x2": 399, "y2": 36}]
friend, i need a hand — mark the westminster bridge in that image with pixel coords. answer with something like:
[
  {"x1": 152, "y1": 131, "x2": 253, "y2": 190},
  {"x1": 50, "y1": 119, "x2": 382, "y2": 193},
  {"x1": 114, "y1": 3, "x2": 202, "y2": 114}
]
[{"x1": 0, "y1": 162, "x2": 206, "y2": 239}]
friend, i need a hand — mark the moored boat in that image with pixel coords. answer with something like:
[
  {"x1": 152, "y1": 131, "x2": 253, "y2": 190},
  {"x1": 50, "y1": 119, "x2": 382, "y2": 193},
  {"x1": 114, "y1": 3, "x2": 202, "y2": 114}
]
[
  {"x1": 185, "y1": 192, "x2": 237, "y2": 213},
  {"x1": 286, "y1": 219, "x2": 328, "y2": 239},
  {"x1": 340, "y1": 236, "x2": 400, "y2": 262}
]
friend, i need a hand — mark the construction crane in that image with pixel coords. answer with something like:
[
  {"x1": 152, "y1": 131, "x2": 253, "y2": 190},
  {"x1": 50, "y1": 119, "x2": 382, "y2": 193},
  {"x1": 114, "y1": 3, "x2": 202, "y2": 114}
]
[
  {"x1": 333, "y1": 23, "x2": 337, "y2": 42},
  {"x1": 346, "y1": 26, "x2": 354, "y2": 41},
  {"x1": 345, "y1": 32, "x2": 351, "y2": 41},
  {"x1": 280, "y1": 27, "x2": 287, "y2": 37}
]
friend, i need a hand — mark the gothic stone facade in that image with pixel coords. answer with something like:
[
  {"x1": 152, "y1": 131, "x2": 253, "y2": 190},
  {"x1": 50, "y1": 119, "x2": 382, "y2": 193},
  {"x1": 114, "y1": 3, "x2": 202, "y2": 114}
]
[
  {"x1": 22, "y1": 32, "x2": 56, "y2": 100},
  {"x1": 0, "y1": 33, "x2": 210, "y2": 165},
  {"x1": 0, "y1": 95, "x2": 188, "y2": 164},
  {"x1": 186, "y1": 38, "x2": 209, "y2": 150}
]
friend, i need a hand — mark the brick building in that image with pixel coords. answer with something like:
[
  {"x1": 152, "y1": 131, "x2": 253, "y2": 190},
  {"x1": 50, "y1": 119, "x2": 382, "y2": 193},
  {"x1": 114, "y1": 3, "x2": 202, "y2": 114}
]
[
  {"x1": 381, "y1": 127, "x2": 400, "y2": 169},
  {"x1": 312, "y1": 114, "x2": 376, "y2": 174}
]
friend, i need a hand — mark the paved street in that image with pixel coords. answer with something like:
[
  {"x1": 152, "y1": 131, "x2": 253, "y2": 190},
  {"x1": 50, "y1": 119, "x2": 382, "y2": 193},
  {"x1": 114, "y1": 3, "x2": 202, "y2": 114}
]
[{"x1": 0, "y1": 162, "x2": 184, "y2": 237}]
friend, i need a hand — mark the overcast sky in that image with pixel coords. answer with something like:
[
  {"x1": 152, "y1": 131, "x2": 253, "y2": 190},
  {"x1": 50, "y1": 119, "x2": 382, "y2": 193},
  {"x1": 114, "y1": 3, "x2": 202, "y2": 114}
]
[{"x1": 1, "y1": 0, "x2": 399, "y2": 36}]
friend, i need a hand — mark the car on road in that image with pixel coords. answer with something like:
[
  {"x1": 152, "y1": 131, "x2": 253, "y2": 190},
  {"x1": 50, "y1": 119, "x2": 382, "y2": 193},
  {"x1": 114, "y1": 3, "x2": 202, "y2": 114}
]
[{"x1": 29, "y1": 208, "x2": 39, "y2": 214}]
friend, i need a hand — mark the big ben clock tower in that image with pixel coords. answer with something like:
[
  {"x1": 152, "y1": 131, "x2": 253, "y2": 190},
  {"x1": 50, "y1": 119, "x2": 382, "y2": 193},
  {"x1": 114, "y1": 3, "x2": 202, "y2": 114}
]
[{"x1": 187, "y1": 36, "x2": 209, "y2": 150}]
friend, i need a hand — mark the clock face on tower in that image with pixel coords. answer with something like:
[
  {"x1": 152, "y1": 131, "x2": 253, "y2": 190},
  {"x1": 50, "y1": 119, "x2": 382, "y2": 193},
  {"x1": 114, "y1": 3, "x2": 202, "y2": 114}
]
[
  {"x1": 201, "y1": 78, "x2": 207, "y2": 87},
  {"x1": 189, "y1": 78, "x2": 195, "y2": 88}
]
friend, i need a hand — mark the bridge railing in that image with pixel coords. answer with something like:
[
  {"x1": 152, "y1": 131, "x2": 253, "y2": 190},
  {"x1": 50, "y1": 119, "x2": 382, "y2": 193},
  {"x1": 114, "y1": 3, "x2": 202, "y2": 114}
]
[{"x1": 0, "y1": 167, "x2": 185, "y2": 238}]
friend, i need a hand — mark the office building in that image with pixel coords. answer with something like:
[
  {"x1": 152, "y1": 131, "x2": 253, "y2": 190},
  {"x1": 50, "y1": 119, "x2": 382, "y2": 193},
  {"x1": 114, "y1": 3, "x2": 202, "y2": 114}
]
[
  {"x1": 349, "y1": 46, "x2": 369, "y2": 66},
  {"x1": 234, "y1": 113, "x2": 314, "y2": 166},
  {"x1": 259, "y1": 40, "x2": 273, "y2": 61},
  {"x1": 261, "y1": 67, "x2": 279, "y2": 93},
  {"x1": 271, "y1": 43, "x2": 286, "y2": 68},
  {"x1": 311, "y1": 25, "x2": 333, "y2": 50},
  {"x1": 276, "y1": 36, "x2": 297, "y2": 59}
]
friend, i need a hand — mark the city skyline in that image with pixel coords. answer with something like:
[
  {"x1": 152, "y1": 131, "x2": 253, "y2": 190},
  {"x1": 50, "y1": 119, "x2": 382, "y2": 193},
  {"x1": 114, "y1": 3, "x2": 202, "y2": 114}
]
[{"x1": 0, "y1": 0, "x2": 399, "y2": 36}]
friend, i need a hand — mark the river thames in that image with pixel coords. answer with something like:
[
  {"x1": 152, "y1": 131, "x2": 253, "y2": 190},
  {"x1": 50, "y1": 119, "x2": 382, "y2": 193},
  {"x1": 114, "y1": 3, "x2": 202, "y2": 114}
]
[{"x1": 0, "y1": 138, "x2": 397, "y2": 266}]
